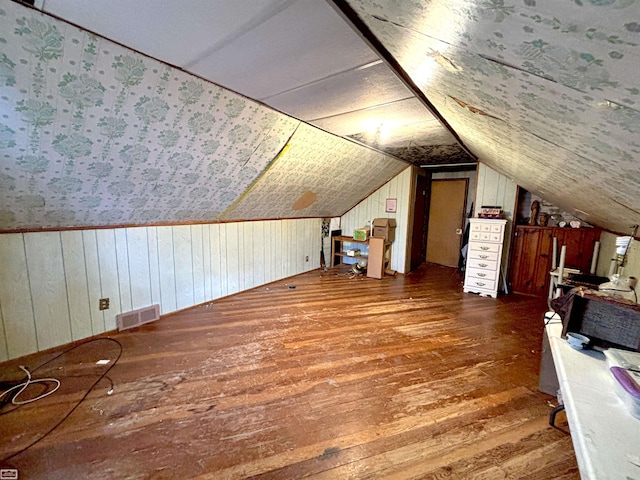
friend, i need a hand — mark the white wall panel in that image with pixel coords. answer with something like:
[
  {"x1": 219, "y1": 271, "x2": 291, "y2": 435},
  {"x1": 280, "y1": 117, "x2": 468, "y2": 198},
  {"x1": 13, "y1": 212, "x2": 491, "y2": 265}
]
[
  {"x1": 96, "y1": 230, "x2": 120, "y2": 331},
  {"x1": 82, "y1": 230, "x2": 105, "y2": 335},
  {"x1": 0, "y1": 218, "x2": 322, "y2": 360},
  {"x1": 395, "y1": 168, "x2": 411, "y2": 273},
  {"x1": 264, "y1": 221, "x2": 276, "y2": 283},
  {"x1": 0, "y1": 307, "x2": 8, "y2": 362},
  {"x1": 0, "y1": 234, "x2": 37, "y2": 359},
  {"x1": 191, "y1": 225, "x2": 205, "y2": 306},
  {"x1": 156, "y1": 226, "x2": 177, "y2": 314},
  {"x1": 475, "y1": 164, "x2": 517, "y2": 220},
  {"x1": 226, "y1": 223, "x2": 240, "y2": 295},
  {"x1": 126, "y1": 228, "x2": 152, "y2": 310},
  {"x1": 241, "y1": 222, "x2": 253, "y2": 291},
  {"x1": 147, "y1": 227, "x2": 162, "y2": 307},
  {"x1": 210, "y1": 223, "x2": 224, "y2": 299},
  {"x1": 114, "y1": 229, "x2": 132, "y2": 314},
  {"x1": 283, "y1": 220, "x2": 294, "y2": 278},
  {"x1": 275, "y1": 221, "x2": 284, "y2": 280},
  {"x1": 304, "y1": 219, "x2": 313, "y2": 270},
  {"x1": 23, "y1": 232, "x2": 72, "y2": 351},
  {"x1": 342, "y1": 167, "x2": 412, "y2": 273},
  {"x1": 60, "y1": 231, "x2": 92, "y2": 341},
  {"x1": 173, "y1": 225, "x2": 194, "y2": 311},
  {"x1": 217, "y1": 223, "x2": 229, "y2": 298},
  {"x1": 254, "y1": 221, "x2": 265, "y2": 287},
  {"x1": 202, "y1": 225, "x2": 212, "y2": 301}
]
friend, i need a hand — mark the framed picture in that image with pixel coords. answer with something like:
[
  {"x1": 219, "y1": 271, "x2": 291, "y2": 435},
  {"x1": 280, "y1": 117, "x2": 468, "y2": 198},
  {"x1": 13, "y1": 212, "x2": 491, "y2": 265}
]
[{"x1": 385, "y1": 198, "x2": 397, "y2": 213}]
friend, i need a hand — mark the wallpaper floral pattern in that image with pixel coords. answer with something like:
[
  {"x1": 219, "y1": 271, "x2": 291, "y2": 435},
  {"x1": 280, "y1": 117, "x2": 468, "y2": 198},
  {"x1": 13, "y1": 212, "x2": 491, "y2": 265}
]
[
  {"x1": 346, "y1": 0, "x2": 640, "y2": 234},
  {"x1": 0, "y1": 2, "x2": 404, "y2": 231},
  {"x1": 223, "y1": 123, "x2": 407, "y2": 220}
]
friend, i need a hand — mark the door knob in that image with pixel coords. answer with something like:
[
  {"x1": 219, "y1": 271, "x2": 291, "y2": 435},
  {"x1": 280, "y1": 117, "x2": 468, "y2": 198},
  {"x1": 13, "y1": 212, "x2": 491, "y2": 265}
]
[{"x1": 455, "y1": 228, "x2": 463, "y2": 235}]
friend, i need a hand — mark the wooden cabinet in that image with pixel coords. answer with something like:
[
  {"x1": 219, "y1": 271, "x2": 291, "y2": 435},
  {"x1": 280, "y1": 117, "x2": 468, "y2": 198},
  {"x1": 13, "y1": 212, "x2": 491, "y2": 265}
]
[
  {"x1": 463, "y1": 218, "x2": 507, "y2": 298},
  {"x1": 510, "y1": 227, "x2": 553, "y2": 296},
  {"x1": 509, "y1": 226, "x2": 601, "y2": 296}
]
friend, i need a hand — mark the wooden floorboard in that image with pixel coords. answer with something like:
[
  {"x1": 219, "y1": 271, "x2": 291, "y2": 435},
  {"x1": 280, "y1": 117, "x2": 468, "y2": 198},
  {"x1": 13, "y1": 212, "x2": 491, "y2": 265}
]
[{"x1": 0, "y1": 263, "x2": 579, "y2": 479}]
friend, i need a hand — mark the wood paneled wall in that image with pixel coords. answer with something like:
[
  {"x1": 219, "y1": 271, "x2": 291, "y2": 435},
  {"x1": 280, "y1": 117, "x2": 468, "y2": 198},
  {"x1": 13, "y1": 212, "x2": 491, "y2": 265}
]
[
  {"x1": 341, "y1": 167, "x2": 412, "y2": 274},
  {"x1": 474, "y1": 164, "x2": 517, "y2": 220},
  {"x1": 0, "y1": 218, "x2": 321, "y2": 361}
]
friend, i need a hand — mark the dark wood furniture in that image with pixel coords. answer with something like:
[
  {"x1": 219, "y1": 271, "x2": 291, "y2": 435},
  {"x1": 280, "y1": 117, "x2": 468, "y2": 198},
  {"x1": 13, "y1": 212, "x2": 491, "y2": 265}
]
[{"x1": 509, "y1": 226, "x2": 601, "y2": 296}]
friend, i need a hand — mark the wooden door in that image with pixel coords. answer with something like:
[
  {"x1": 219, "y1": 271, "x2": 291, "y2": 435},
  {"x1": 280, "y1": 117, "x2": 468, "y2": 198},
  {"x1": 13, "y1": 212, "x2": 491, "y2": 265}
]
[
  {"x1": 426, "y1": 179, "x2": 468, "y2": 267},
  {"x1": 510, "y1": 226, "x2": 553, "y2": 296}
]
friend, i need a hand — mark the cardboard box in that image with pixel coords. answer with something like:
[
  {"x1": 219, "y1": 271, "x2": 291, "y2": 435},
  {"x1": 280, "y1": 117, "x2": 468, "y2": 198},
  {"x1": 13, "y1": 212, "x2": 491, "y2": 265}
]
[
  {"x1": 372, "y1": 218, "x2": 396, "y2": 243},
  {"x1": 353, "y1": 228, "x2": 368, "y2": 241},
  {"x1": 367, "y1": 236, "x2": 386, "y2": 279}
]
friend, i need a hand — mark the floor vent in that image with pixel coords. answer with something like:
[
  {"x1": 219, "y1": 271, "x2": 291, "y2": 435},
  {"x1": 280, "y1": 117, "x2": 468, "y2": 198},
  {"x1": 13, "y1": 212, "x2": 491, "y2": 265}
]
[{"x1": 116, "y1": 304, "x2": 160, "y2": 331}]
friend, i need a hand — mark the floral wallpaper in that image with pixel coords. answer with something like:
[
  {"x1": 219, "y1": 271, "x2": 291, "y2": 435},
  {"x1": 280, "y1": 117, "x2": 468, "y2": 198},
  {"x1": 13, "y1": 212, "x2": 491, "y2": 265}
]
[
  {"x1": 223, "y1": 123, "x2": 407, "y2": 220},
  {"x1": 345, "y1": 0, "x2": 640, "y2": 234},
  {"x1": 0, "y1": 2, "x2": 404, "y2": 231}
]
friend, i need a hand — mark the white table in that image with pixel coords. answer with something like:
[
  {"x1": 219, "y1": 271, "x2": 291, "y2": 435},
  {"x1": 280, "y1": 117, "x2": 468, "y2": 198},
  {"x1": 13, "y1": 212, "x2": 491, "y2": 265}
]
[{"x1": 545, "y1": 314, "x2": 640, "y2": 479}]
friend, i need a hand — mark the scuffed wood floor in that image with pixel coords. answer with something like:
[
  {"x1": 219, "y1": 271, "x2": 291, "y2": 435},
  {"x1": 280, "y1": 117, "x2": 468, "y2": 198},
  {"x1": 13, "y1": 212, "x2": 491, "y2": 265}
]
[{"x1": 0, "y1": 264, "x2": 579, "y2": 479}]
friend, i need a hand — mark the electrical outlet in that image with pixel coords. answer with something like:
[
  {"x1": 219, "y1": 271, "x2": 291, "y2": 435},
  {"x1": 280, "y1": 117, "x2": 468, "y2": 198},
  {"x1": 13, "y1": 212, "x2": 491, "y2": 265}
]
[
  {"x1": 305, "y1": 255, "x2": 309, "y2": 262},
  {"x1": 99, "y1": 298, "x2": 110, "y2": 310}
]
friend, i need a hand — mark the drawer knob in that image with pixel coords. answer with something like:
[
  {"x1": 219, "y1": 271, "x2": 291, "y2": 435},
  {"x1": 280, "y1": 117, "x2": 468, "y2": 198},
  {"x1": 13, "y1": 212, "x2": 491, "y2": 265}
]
[
  {"x1": 479, "y1": 254, "x2": 488, "y2": 259},
  {"x1": 476, "y1": 281, "x2": 486, "y2": 286},
  {"x1": 477, "y1": 273, "x2": 487, "y2": 277},
  {"x1": 478, "y1": 263, "x2": 488, "y2": 267},
  {"x1": 480, "y1": 246, "x2": 489, "y2": 250}
]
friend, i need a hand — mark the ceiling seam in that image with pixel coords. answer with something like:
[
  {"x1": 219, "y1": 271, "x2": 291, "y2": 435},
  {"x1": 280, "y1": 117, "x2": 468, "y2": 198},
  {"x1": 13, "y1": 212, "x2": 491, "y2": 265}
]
[
  {"x1": 182, "y1": 0, "x2": 299, "y2": 69},
  {"x1": 327, "y1": 0, "x2": 478, "y2": 162},
  {"x1": 308, "y1": 95, "x2": 422, "y2": 122},
  {"x1": 258, "y1": 59, "x2": 383, "y2": 102}
]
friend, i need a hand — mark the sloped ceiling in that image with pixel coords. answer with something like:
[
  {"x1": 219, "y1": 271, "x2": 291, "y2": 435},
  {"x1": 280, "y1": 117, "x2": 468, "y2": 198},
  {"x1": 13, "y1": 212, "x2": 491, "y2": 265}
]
[
  {"x1": 0, "y1": 0, "x2": 408, "y2": 231},
  {"x1": 1, "y1": 0, "x2": 639, "y2": 235},
  {"x1": 336, "y1": 0, "x2": 640, "y2": 234},
  {"x1": 30, "y1": 0, "x2": 468, "y2": 166}
]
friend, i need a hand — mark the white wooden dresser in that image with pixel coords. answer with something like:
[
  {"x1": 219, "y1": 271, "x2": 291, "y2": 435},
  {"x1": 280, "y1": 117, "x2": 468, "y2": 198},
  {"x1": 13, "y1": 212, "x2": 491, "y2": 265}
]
[{"x1": 463, "y1": 218, "x2": 507, "y2": 298}]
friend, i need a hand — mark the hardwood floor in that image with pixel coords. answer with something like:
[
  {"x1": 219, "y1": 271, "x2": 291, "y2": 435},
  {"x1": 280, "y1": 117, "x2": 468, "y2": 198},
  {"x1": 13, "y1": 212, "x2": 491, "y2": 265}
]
[{"x1": 0, "y1": 263, "x2": 579, "y2": 479}]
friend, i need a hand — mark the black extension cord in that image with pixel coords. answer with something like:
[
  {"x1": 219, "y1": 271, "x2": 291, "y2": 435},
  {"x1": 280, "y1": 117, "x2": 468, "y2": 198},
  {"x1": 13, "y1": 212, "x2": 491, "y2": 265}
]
[{"x1": 0, "y1": 337, "x2": 123, "y2": 463}]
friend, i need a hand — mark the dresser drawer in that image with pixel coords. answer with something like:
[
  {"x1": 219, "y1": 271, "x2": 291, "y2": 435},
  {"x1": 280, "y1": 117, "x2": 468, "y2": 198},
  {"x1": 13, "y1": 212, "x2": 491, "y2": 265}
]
[
  {"x1": 491, "y1": 223, "x2": 504, "y2": 234},
  {"x1": 471, "y1": 221, "x2": 505, "y2": 233},
  {"x1": 464, "y1": 277, "x2": 496, "y2": 291},
  {"x1": 466, "y1": 267, "x2": 497, "y2": 281},
  {"x1": 468, "y1": 249, "x2": 499, "y2": 262},
  {"x1": 467, "y1": 257, "x2": 498, "y2": 271},
  {"x1": 469, "y1": 242, "x2": 500, "y2": 253},
  {"x1": 470, "y1": 231, "x2": 503, "y2": 242}
]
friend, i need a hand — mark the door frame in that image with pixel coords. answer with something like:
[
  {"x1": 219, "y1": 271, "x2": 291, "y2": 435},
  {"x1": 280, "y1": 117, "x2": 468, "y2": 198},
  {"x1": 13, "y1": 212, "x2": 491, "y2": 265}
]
[{"x1": 409, "y1": 169, "x2": 430, "y2": 271}]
